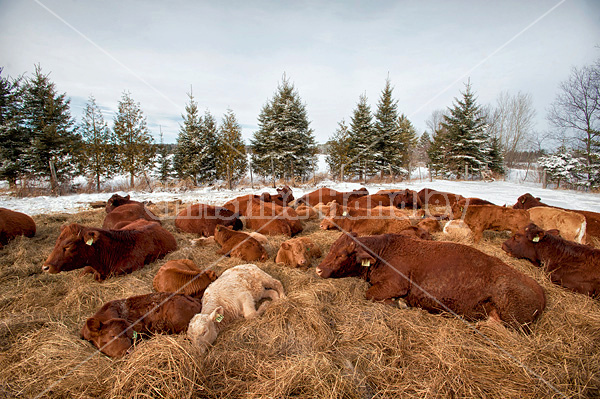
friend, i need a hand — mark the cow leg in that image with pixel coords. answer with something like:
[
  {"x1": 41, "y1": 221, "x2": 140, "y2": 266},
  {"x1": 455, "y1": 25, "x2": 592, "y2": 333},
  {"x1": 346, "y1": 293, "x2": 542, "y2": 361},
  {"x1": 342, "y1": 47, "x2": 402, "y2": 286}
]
[
  {"x1": 366, "y1": 282, "x2": 407, "y2": 304},
  {"x1": 472, "y1": 229, "x2": 484, "y2": 243},
  {"x1": 262, "y1": 288, "x2": 280, "y2": 301},
  {"x1": 240, "y1": 293, "x2": 260, "y2": 319}
]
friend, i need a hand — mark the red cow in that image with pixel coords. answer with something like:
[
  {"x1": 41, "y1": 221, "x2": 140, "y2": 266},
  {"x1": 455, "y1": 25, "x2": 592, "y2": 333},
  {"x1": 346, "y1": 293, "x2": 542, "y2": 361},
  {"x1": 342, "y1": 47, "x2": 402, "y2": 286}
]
[
  {"x1": 153, "y1": 259, "x2": 217, "y2": 298},
  {"x1": 214, "y1": 225, "x2": 269, "y2": 261},
  {"x1": 513, "y1": 193, "x2": 600, "y2": 239},
  {"x1": 103, "y1": 194, "x2": 160, "y2": 229},
  {"x1": 457, "y1": 197, "x2": 495, "y2": 207},
  {"x1": 43, "y1": 219, "x2": 177, "y2": 281},
  {"x1": 316, "y1": 233, "x2": 546, "y2": 329},
  {"x1": 502, "y1": 223, "x2": 600, "y2": 298},
  {"x1": 0, "y1": 208, "x2": 36, "y2": 249},
  {"x1": 452, "y1": 204, "x2": 530, "y2": 243},
  {"x1": 276, "y1": 237, "x2": 322, "y2": 268},
  {"x1": 418, "y1": 188, "x2": 465, "y2": 207},
  {"x1": 295, "y1": 187, "x2": 369, "y2": 207},
  {"x1": 105, "y1": 194, "x2": 142, "y2": 213},
  {"x1": 175, "y1": 203, "x2": 243, "y2": 236},
  {"x1": 236, "y1": 198, "x2": 302, "y2": 236},
  {"x1": 81, "y1": 292, "x2": 202, "y2": 357},
  {"x1": 320, "y1": 208, "x2": 413, "y2": 236}
]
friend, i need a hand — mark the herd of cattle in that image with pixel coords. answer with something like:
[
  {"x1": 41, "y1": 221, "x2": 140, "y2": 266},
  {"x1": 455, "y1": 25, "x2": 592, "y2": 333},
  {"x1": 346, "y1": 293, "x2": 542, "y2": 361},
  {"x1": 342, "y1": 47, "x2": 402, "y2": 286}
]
[{"x1": 0, "y1": 186, "x2": 599, "y2": 358}]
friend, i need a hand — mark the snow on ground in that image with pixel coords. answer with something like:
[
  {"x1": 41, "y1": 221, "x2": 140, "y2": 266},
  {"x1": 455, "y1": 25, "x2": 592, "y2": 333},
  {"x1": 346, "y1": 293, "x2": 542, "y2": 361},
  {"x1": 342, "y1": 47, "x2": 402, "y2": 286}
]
[{"x1": 1, "y1": 176, "x2": 599, "y2": 216}]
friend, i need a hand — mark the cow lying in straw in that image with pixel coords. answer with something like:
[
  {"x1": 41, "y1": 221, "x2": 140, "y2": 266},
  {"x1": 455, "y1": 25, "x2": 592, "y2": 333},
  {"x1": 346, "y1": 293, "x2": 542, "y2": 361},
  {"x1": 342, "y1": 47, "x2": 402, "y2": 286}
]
[{"x1": 153, "y1": 259, "x2": 217, "y2": 298}]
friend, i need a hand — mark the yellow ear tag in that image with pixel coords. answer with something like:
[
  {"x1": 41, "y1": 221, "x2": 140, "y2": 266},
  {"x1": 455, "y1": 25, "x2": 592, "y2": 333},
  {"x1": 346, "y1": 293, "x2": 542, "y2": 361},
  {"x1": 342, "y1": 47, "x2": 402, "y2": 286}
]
[
  {"x1": 361, "y1": 259, "x2": 371, "y2": 267},
  {"x1": 215, "y1": 314, "x2": 224, "y2": 323},
  {"x1": 86, "y1": 238, "x2": 94, "y2": 246},
  {"x1": 532, "y1": 236, "x2": 540, "y2": 243},
  {"x1": 342, "y1": 211, "x2": 348, "y2": 216}
]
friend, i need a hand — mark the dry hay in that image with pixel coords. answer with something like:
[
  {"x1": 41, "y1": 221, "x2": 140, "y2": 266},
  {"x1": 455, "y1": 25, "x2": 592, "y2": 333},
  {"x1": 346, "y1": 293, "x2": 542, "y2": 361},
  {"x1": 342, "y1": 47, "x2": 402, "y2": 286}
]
[{"x1": 0, "y1": 204, "x2": 599, "y2": 398}]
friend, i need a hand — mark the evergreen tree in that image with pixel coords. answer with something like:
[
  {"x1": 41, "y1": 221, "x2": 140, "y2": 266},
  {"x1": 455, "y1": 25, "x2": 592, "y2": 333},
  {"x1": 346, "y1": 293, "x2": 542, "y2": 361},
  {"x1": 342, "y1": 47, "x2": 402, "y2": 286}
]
[
  {"x1": 112, "y1": 91, "x2": 155, "y2": 188},
  {"x1": 325, "y1": 119, "x2": 351, "y2": 180},
  {"x1": 373, "y1": 78, "x2": 401, "y2": 176},
  {"x1": 427, "y1": 126, "x2": 450, "y2": 177},
  {"x1": 21, "y1": 65, "x2": 81, "y2": 192},
  {"x1": 251, "y1": 76, "x2": 317, "y2": 182},
  {"x1": 348, "y1": 93, "x2": 377, "y2": 179},
  {"x1": 441, "y1": 80, "x2": 491, "y2": 178},
  {"x1": 396, "y1": 113, "x2": 418, "y2": 176},
  {"x1": 539, "y1": 147, "x2": 585, "y2": 188},
  {"x1": 80, "y1": 95, "x2": 114, "y2": 191},
  {"x1": 156, "y1": 129, "x2": 172, "y2": 184},
  {"x1": 196, "y1": 109, "x2": 219, "y2": 184},
  {"x1": 217, "y1": 109, "x2": 247, "y2": 189},
  {"x1": 174, "y1": 92, "x2": 202, "y2": 183},
  {"x1": 0, "y1": 69, "x2": 28, "y2": 188},
  {"x1": 488, "y1": 134, "x2": 505, "y2": 175}
]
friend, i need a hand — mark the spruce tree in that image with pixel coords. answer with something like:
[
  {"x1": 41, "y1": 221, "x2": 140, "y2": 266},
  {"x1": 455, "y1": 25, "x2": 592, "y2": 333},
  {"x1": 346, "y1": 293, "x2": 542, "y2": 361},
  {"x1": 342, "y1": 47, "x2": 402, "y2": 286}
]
[
  {"x1": 348, "y1": 93, "x2": 377, "y2": 179},
  {"x1": 374, "y1": 78, "x2": 402, "y2": 176},
  {"x1": 196, "y1": 110, "x2": 219, "y2": 184},
  {"x1": 217, "y1": 109, "x2": 247, "y2": 189},
  {"x1": 251, "y1": 76, "x2": 316, "y2": 182},
  {"x1": 113, "y1": 91, "x2": 155, "y2": 188},
  {"x1": 156, "y1": 129, "x2": 172, "y2": 184},
  {"x1": 0, "y1": 69, "x2": 28, "y2": 188},
  {"x1": 80, "y1": 95, "x2": 114, "y2": 191},
  {"x1": 325, "y1": 120, "x2": 351, "y2": 180},
  {"x1": 488, "y1": 134, "x2": 505, "y2": 175},
  {"x1": 396, "y1": 114, "x2": 418, "y2": 177},
  {"x1": 427, "y1": 127, "x2": 450, "y2": 177},
  {"x1": 174, "y1": 92, "x2": 202, "y2": 183},
  {"x1": 441, "y1": 81, "x2": 490, "y2": 178},
  {"x1": 21, "y1": 65, "x2": 81, "y2": 192}
]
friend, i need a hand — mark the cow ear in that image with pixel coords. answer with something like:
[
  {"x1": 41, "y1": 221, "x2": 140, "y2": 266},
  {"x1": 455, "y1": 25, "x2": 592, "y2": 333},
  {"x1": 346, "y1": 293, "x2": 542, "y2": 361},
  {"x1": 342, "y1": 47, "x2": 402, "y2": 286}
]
[
  {"x1": 125, "y1": 195, "x2": 130, "y2": 200},
  {"x1": 281, "y1": 242, "x2": 290, "y2": 250},
  {"x1": 86, "y1": 317, "x2": 101, "y2": 332},
  {"x1": 546, "y1": 229, "x2": 560, "y2": 237},
  {"x1": 531, "y1": 231, "x2": 544, "y2": 243},
  {"x1": 210, "y1": 306, "x2": 224, "y2": 323},
  {"x1": 83, "y1": 231, "x2": 100, "y2": 246}
]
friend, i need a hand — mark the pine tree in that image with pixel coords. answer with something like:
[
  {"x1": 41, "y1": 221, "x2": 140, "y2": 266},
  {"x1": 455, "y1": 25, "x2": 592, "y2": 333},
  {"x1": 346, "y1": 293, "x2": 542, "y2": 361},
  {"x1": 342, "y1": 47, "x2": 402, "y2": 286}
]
[
  {"x1": 113, "y1": 91, "x2": 155, "y2": 188},
  {"x1": 441, "y1": 80, "x2": 491, "y2": 178},
  {"x1": 0, "y1": 69, "x2": 28, "y2": 189},
  {"x1": 217, "y1": 109, "x2": 247, "y2": 189},
  {"x1": 325, "y1": 120, "x2": 351, "y2": 180},
  {"x1": 21, "y1": 65, "x2": 81, "y2": 192},
  {"x1": 373, "y1": 78, "x2": 401, "y2": 176},
  {"x1": 196, "y1": 110, "x2": 219, "y2": 184},
  {"x1": 80, "y1": 95, "x2": 114, "y2": 191},
  {"x1": 174, "y1": 92, "x2": 202, "y2": 183},
  {"x1": 348, "y1": 93, "x2": 377, "y2": 179},
  {"x1": 251, "y1": 76, "x2": 317, "y2": 182}
]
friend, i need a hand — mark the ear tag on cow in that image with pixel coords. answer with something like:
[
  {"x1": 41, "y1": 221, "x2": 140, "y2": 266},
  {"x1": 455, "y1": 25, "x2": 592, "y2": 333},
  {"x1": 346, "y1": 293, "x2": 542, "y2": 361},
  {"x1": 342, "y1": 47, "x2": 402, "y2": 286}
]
[
  {"x1": 215, "y1": 313, "x2": 224, "y2": 323},
  {"x1": 361, "y1": 259, "x2": 371, "y2": 267},
  {"x1": 86, "y1": 238, "x2": 94, "y2": 246},
  {"x1": 132, "y1": 331, "x2": 139, "y2": 342},
  {"x1": 532, "y1": 236, "x2": 540, "y2": 243},
  {"x1": 342, "y1": 211, "x2": 348, "y2": 216}
]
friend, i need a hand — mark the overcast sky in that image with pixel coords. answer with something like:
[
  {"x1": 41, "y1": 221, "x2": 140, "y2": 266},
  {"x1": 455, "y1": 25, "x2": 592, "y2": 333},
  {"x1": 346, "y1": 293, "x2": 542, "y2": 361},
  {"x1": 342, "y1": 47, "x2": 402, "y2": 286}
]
[{"x1": 1, "y1": 0, "x2": 599, "y2": 145}]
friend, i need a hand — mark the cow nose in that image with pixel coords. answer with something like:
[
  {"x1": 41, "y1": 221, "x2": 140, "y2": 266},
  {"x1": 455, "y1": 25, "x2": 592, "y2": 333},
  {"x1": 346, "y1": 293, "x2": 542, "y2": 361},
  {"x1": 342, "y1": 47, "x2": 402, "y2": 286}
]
[
  {"x1": 42, "y1": 265, "x2": 50, "y2": 272},
  {"x1": 315, "y1": 268, "x2": 322, "y2": 276}
]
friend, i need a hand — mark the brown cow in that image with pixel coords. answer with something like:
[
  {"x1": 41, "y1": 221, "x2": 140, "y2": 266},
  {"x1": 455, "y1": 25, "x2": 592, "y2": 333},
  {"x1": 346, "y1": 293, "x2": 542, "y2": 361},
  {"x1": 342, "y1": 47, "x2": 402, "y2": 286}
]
[
  {"x1": 373, "y1": 189, "x2": 423, "y2": 209},
  {"x1": 316, "y1": 233, "x2": 546, "y2": 329},
  {"x1": 320, "y1": 208, "x2": 412, "y2": 236},
  {"x1": 103, "y1": 198, "x2": 160, "y2": 229},
  {"x1": 347, "y1": 190, "x2": 422, "y2": 210},
  {"x1": 418, "y1": 188, "x2": 465, "y2": 207},
  {"x1": 42, "y1": 219, "x2": 177, "y2": 281},
  {"x1": 153, "y1": 259, "x2": 217, "y2": 298},
  {"x1": 0, "y1": 208, "x2": 36, "y2": 249},
  {"x1": 295, "y1": 187, "x2": 369, "y2": 207},
  {"x1": 396, "y1": 225, "x2": 432, "y2": 240},
  {"x1": 452, "y1": 204, "x2": 530, "y2": 243},
  {"x1": 527, "y1": 206, "x2": 587, "y2": 244},
  {"x1": 295, "y1": 204, "x2": 318, "y2": 219},
  {"x1": 457, "y1": 197, "x2": 495, "y2": 207},
  {"x1": 214, "y1": 225, "x2": 269, "y2": 261},
  {"x1": 274, "y1": 185, "x2": 294, "y2": 207},
  {"x1": 175, "y1": 203, "x2": 243, "y2": 237},
  {"x1": 416, "y1": 217, "x2": 442, "y2": 233},
  {"x1": 81, "y1": 292, "x2": 202, "y2": 357},
  {"x1": 276, "y1": 237, "x2": 322, "y2": 268},
  {"x1": 502, "y1": 223, "x2": 600, "y2": 298},
  {"x1": 241, "y1": 198, "x2": 303, "y2": 236},
  {"x1": 513, "y1": 193, "x2": 600, "y2": 239}
]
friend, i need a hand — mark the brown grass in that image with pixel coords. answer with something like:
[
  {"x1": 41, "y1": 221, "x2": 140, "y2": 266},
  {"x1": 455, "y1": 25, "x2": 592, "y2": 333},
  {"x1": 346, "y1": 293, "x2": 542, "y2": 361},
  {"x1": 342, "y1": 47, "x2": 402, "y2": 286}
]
[{"x1": 0, "y1": 203, "x2": 599, "y2": 398}]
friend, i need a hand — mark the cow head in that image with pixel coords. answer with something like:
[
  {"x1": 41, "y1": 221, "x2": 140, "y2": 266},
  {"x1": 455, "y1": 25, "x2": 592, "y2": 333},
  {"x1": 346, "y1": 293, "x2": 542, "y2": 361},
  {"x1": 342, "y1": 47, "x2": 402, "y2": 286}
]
[
  {"x1": 513, "y1": 193, "x2": 544, "y2": 210},
  {"x1": 393, "y1": 189, "x2": 422, "y2": 209},
  {"x1": 501, "y1": 223, "x2": 547, "y2": 265},
  {"x1": 276, "y1": 185, "x2": 294, "y2": 204},
  {"x1": 187, "y1": 306, "x2": 223, "y2": 348},
  {"x1": 316, "y1": 233, "x2": 362, "y2": 278},
  {"x1": 280, "y1": 240, "x2": 313, "y2": 267},
  {"x1": 81, "y1": 317, "x2": 134, "y2": 357},
  {"x1": 105, "y1": 194, "x2": 131, "y2": 213},
  {"x1": 319, "y1": 217, "x2": 338, "y2": 230},
  {"x1": 42, "y1": 224, "x2": 98, "y2": 274}
]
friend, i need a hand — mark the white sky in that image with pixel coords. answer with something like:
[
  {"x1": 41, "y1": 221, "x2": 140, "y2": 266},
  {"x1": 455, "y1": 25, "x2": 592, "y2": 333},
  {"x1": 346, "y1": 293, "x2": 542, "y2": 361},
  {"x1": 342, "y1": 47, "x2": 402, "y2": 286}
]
[{"x1": 1, "y1": 0, "x2": 599, "y2": 144}]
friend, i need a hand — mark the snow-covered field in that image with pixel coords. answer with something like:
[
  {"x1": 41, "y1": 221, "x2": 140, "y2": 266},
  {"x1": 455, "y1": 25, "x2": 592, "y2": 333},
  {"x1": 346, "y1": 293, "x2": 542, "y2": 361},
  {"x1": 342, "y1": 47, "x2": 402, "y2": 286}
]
[{"x1": 1, "y1": 178, "x2": 599, "y2": 216}]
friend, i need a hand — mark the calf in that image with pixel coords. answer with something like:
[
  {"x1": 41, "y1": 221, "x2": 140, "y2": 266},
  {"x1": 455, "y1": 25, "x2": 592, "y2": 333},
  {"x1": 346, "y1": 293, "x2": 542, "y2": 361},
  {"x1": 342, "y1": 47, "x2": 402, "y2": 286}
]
[
  {"x1": 320, "y1": 208, "x2": 412, "y2": 236},
  {"x1": 528, "y1": 206, "x2": 587, "y2": 244},
  {"x1": 81, "y1": 292, "x2": 202, "y2": 357},
  {"x1": 240, "y1": 198, "x2": 302, "y2": 236},
  {"x1": 457, "y1": 197, "x2": 495, "y2": 207},
  {"x1": 295, "y1": 204, "x2": 318, "y2": 220},
  {"x1": 43, "y1": 219, "x2": 177, "y2": 281},
  {"x1": 214, "y1": 225, "x2": 269, "y2": 261},
  {"x1": 187, "y1": 264, "x2": 285, "y2": 348},
  {"x1": 452, "y1": 204, "x2": 530, "y2": 243},
  {"x1": 502, "y1": 223, "x2": 600, "y2": 298},
  {"x1": 396, "y1": 225, "x2": 432, "y2": 240},
  {"x1": 0, "y1": 208, "x2": 36, "y2": 249},
  {"x1": 295, "y1": 187, "x2": 369, "y2": 207},
  {"x1": 276, "y1": 237, "x2": 322, "y2": 268},
  {"x1": 153, "y1": 259, "x2": 217, "y2": 298},
  {"x1": 105, "y1": 194, "x2": 142, "y2": 213},
  {"x1": 418, "y1": 188, "x2": 465, "y2": 207},
  {"x1": 175, "y1": 203, "x2": 243, "y2": 237},
  {"x1": 316, "y1": 233, "x2": 546, "y2": 329},
  {"x1": 416, "y1": 217, "x2": 442, "y2": 234},
  {"x1": 103, "y1": 202, "x2": 160, "y2": 230}
]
